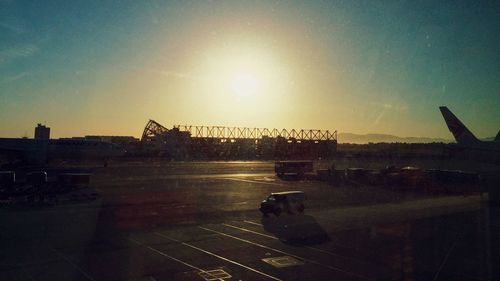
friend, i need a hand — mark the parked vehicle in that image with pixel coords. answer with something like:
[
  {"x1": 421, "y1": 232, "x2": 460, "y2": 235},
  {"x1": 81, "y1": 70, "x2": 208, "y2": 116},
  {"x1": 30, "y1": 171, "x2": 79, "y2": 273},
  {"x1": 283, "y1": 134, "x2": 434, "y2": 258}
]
[
  {"x1": 275, "y1": 161, "x2": 313, "y2": 177},
  {"x1": 260, "y1": 191, "x2": 306, "y2": 216}
]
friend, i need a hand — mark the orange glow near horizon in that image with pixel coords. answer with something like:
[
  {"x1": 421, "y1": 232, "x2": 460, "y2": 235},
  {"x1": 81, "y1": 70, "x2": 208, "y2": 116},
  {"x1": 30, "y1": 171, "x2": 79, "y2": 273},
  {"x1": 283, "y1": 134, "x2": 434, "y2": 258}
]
[{"x1": 1, "y1": 1, "x2": 498, "y2": 139}]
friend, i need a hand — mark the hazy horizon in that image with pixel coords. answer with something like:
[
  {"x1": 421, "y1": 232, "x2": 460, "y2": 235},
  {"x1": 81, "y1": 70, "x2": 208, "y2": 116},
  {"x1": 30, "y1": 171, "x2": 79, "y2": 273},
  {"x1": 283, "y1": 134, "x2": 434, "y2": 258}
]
[{"x1": 1, "y1": 1, "x2": 499, "y2": 139}]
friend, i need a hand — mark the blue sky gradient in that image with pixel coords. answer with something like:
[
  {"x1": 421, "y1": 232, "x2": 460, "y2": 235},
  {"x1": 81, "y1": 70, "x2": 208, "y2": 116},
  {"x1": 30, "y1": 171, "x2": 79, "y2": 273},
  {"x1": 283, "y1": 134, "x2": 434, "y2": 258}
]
[{"x1": 1, "y1": 0, "x2": 498, "y2": 138}]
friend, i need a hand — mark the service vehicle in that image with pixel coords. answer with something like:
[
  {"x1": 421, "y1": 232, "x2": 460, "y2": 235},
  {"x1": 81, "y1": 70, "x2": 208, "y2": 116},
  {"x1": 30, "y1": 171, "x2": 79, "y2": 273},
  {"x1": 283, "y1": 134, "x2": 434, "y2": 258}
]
[
  {"x1": 274, "y1": 161, "x2": 313, "y2": 177},
  {"x1": 259, "y1": 191, "x2": 306, "y2": 216}
]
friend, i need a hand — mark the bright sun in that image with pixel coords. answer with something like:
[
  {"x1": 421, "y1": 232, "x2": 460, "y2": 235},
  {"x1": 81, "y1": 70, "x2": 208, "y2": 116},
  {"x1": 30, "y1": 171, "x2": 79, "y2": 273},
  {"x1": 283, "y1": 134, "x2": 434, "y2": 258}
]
[{"x1": 231, "y1": 72, "x2": 258, "y2": 97}]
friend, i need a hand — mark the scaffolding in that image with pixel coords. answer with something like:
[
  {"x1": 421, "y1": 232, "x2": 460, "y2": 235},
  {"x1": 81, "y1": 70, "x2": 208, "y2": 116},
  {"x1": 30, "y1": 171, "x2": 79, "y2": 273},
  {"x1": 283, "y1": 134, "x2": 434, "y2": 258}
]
[
  {"x1": 141, "y1": 120, "x2": 169, "y2": 142},
  {"x1": 173, "y1": 125, "x2": 336, "y2": 141},
  {"x1": 141, "y1": 120, "x2": 337, "y2": 160}
]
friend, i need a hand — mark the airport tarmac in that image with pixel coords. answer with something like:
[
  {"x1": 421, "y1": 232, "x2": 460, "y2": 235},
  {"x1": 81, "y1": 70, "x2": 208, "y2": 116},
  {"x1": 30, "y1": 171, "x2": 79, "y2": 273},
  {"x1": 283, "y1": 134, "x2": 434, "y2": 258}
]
[{"x1": 0, "y1": 161, "x2": 498, "y2": 281}]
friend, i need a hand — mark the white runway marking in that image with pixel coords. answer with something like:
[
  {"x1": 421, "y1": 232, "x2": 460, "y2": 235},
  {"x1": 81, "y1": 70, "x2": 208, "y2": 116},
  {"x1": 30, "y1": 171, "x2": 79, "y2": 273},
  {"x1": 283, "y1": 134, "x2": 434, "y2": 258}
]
[
  {"x1": 222, "y1": 177, "x2": 282, "y2": 186},
  {"x1": 224, "y1": 222, "x2": 371, "y2": 265},
  {"x1": 432, "y1": 233, "x2": 462, "y2": 281},
  {"x1": 49, "y1": 247, "x2": 96, "y2": 281},
  {"x1": 128, "y1": 238, "x2": 226, "y2": 281},
  {"x1": 223, "y1": 223, "x2": 277, "y2": 239},
  {"x1": 238, "y1": 220, "x2": 382, "y2": 264},
  {"x1": 243, "y1": 220, "x2": 263, "y2": 226},
  {"x1": 154, "y1": 232, "x2": 283, "y2": 281},
  {"x1": 199, "y1": 226, "x2": 371, "y2": 280}
]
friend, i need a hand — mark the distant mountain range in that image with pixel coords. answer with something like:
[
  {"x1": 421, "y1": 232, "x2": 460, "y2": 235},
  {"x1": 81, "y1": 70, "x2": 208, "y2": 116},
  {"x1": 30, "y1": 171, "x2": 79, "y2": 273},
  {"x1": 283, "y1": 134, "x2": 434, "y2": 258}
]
[
  {"x1": 337, "y1": 133, "x2": 496, "y2": 144},
  {"x1": 338, "y1": 133, "x2": 451, "y2": 144}
]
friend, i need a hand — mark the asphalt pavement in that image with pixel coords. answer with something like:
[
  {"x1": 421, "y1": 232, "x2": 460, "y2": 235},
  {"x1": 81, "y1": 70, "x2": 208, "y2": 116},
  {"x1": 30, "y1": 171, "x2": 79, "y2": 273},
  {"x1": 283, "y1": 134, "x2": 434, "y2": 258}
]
[{"x1": 0, "y1": 161, "x2": 498, "y2": 280}]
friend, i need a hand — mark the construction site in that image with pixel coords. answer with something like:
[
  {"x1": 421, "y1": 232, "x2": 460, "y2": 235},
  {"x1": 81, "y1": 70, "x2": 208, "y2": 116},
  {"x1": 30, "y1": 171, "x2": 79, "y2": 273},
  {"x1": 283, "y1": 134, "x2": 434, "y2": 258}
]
[{"x1": 139, "y1": 120, "x2": 338, "y2": 160}]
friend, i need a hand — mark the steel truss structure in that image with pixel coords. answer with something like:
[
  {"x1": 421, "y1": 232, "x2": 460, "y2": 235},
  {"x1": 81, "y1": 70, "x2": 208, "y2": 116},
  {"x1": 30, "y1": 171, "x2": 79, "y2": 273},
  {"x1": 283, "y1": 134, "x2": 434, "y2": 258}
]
[
  {"x1": 141, "y1": 120, "x2": 169, "y2": 142},
  {"x1": 173, "y1": 125, "x2": 337, "y2": 141},
  {"x1": 140, "y1": 119, "x2": 337, "y2": 159}
]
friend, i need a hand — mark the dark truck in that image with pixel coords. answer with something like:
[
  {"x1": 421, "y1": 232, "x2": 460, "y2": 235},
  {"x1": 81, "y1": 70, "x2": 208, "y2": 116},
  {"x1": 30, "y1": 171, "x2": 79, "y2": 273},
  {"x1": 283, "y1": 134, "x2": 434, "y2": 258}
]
[
  {"x1": 275, "y1": 160, "x2": 313, "y2": 177},
  {"x1": 260, "y1": 191, "x2": 307, "y2": 216}
]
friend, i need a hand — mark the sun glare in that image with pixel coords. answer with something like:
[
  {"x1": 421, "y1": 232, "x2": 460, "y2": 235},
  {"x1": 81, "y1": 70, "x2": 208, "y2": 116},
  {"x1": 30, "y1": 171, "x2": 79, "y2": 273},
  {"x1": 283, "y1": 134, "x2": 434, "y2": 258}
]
[
  {"x1": 231, "y1": 72, "x2": 258, "y2": 97},
  {"x1": 198, "y1": 43, "x2": 290, "y2": 119}
]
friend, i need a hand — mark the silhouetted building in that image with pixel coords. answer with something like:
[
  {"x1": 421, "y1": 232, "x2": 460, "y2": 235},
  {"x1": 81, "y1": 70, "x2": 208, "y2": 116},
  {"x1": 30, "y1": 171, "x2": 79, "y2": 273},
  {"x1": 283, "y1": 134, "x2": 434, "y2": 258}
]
[
  {"x1": 84, "y1": 135, "x2": 139, "y2": 145},
  {"x1": 140, "y1": 120, "x2": 337, "y2": 160},
  {"x1": 34, "y1": 124, "x2": 50, "y2": 140}
]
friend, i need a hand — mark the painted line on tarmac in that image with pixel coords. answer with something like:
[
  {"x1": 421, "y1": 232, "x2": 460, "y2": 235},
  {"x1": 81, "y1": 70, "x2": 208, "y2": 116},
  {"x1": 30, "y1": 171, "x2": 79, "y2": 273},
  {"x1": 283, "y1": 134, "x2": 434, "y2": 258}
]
[
  {"x1": 128, "y1": 238, "x2": 225, "y2": 281},
  {"x1": 432, "y1": 233, "x2": 462, "y2": 281},
  {"x1": 244, "y1": 220, "x2": 263, "y2": 226},
  {"x1": 222, "y1": 177, "x2": 282, "y2": 186},
  {"x1": 223, "y1": 223, "x2": 277, "y2": 239},
  {"x1": 241, "y1": 220, "x2": 385, "y2": 264},
  {"x1": 225, "y1": 222, "x2": 374, "y2": 266},
  {"x1": 199, "y1": 226, "x2": 371, "y2": 281},
  {"x1": 154, "y1": 232, "x2": 283, "y2": 281},
  {"x1": 49, "y1": 247, "x2": 96, "y2": 281}
]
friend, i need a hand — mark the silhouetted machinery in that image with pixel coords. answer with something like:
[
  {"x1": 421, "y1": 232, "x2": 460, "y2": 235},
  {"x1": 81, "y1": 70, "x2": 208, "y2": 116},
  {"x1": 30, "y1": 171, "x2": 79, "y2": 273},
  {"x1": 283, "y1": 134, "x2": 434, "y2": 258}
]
[
  {"x1": 140, "y1": 120, "x2": 337, "y2": 160},
  {"x1": 141, "y1": 120, "x2": 169, "y2": 143},
  {"x1": 0, "y1": 171, "x2": 96, "y2": 205}
]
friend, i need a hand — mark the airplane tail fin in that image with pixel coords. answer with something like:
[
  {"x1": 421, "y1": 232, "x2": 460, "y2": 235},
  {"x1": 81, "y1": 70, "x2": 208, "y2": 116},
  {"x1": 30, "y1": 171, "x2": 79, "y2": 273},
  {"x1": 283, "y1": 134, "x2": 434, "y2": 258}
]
[{"x1": 439, "y1": 106, "x2": 480, "y2": 145}]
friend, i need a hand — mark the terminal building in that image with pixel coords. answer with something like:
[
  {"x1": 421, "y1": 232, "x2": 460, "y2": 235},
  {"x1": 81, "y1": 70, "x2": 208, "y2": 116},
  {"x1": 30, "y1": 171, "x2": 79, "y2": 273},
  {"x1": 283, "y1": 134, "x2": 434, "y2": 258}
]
[{"x1": 34, "y1": 124, "x2": 50, "y2": 140}]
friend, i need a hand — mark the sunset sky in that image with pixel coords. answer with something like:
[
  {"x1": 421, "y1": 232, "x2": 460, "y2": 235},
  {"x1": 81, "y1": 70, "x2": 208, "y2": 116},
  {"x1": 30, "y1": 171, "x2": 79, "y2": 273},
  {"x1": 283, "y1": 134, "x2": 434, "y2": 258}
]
[{"x1": 1, "y1": 0, "x2": 499, "y2": 139}]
